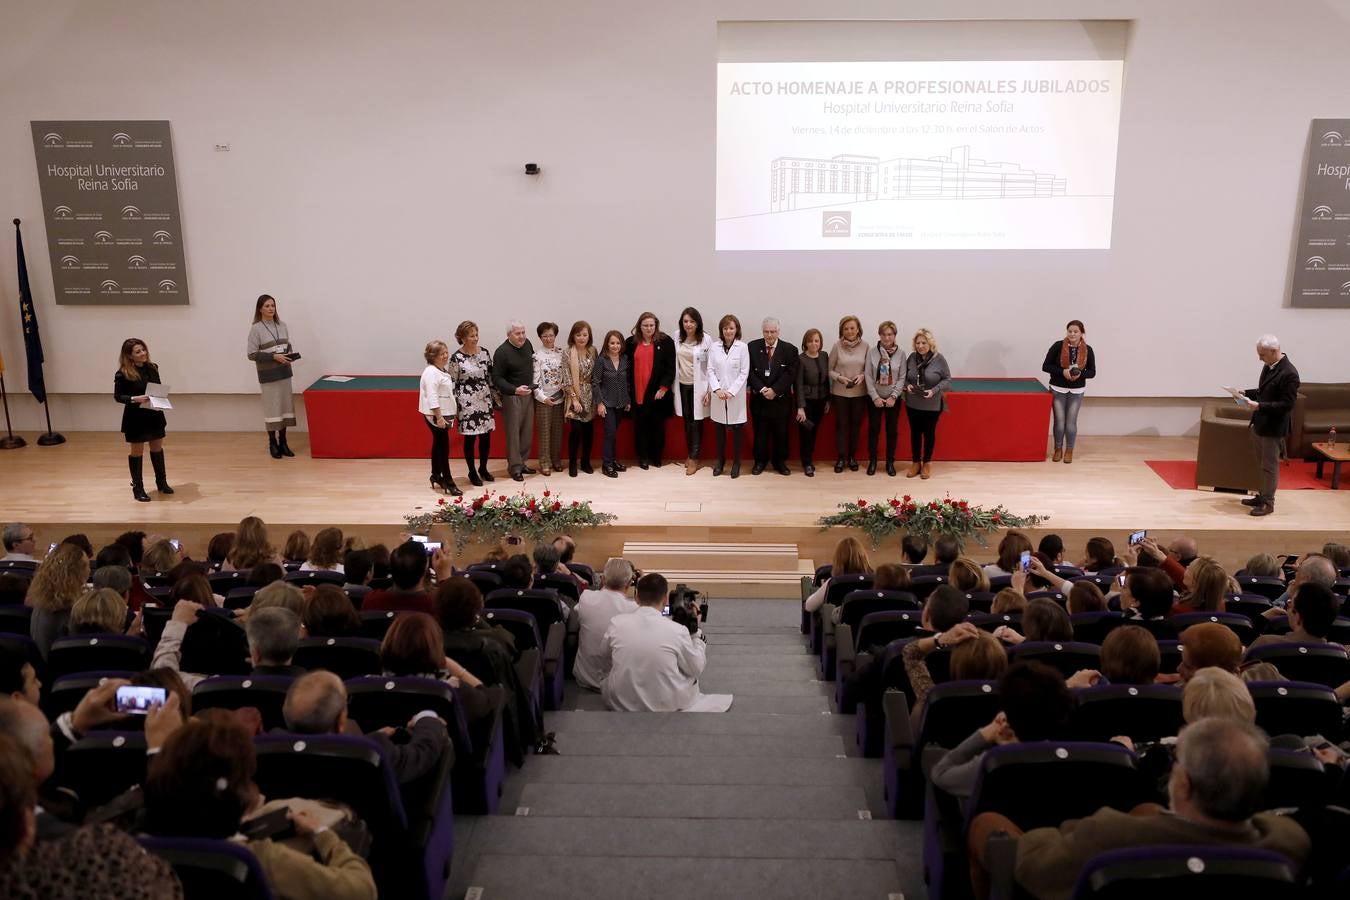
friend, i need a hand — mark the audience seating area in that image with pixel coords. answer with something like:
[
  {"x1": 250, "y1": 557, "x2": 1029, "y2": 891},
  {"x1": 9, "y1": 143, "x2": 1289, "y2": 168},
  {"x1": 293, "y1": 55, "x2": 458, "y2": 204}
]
[
  {"x1": 0, "y1": 529, "x2": 613, "y2": 900},
  {"x1": 800, "y1": 541, "x2": 1350, "y2": 899}
]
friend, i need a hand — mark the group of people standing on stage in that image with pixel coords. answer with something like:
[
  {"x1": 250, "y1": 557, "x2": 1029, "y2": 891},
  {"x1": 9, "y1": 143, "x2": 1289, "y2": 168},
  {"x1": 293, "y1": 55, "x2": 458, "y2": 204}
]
[
  {"x1": 111, "y1": 298, "x2": 1100, "y2": 503},
  {"x1": 415, "y1": 310, "x2": 979, "y2": 494}
]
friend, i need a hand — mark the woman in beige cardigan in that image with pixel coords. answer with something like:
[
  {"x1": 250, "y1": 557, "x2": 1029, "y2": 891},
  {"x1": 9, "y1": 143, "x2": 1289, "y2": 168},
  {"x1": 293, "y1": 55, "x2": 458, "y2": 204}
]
[{"x1": 828, "y1": 314, "x2": 869, "y2": 472}]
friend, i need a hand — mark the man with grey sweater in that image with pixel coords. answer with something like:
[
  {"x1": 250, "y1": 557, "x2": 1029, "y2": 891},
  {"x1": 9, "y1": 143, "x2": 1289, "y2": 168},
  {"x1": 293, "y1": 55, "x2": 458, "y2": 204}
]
[{"x1": 494, "y1": 319, "x2": 536, "y2": 481}]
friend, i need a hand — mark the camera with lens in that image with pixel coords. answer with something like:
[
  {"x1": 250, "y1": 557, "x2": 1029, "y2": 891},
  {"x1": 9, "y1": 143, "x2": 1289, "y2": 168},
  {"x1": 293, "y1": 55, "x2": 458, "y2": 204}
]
[{"x1": 666, "y1": 583, "x2": 709, "y2": 635}]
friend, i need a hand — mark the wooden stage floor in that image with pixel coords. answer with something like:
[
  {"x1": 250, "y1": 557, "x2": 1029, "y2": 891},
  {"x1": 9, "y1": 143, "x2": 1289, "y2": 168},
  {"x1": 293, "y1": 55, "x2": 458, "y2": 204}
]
[{"x1": 4, "y1": 433, "x2": 1348, "y2": 571}]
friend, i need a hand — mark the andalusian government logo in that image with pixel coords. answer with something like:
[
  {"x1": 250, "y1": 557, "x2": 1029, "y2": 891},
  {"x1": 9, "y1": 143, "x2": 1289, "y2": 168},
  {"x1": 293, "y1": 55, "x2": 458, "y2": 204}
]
[{"x1": 822, "y1": 212, "x2": 851, "y2": 237}]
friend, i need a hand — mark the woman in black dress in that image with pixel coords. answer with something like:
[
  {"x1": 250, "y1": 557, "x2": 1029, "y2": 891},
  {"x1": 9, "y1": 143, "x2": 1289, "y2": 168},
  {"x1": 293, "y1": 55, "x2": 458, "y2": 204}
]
[{"x1": 114, "y1": 338, "x2": 171, "y2": 502}]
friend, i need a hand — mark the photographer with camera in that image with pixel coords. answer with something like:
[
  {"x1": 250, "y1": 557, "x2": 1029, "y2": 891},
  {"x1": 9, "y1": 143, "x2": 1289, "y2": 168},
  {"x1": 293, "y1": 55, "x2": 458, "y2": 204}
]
[{"x1": 600, "y1": 572, "x2": 707, "y2": 712}]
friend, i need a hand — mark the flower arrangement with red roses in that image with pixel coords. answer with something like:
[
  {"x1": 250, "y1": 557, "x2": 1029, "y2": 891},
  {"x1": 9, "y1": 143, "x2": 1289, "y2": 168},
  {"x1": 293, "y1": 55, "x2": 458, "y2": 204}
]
[
  {"x1": 407, "y1": 489, "x2": 616, "y2": 552},
  {"x1": 817, "y1": 494, "x2": 1046, "y2": 548}
]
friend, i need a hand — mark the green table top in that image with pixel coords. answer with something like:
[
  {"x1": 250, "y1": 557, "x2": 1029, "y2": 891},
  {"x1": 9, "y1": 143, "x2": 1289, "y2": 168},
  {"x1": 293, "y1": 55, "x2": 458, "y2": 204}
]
[
  {"x1": 306, "y1": 375, "x2": 421, "y2": 392},
  {"x1": 306, "y1": 375, "x2": 1047, "y2": 394},
  {"x1": 949, "y1": 378, "x2": 1048, "y2": 394}
]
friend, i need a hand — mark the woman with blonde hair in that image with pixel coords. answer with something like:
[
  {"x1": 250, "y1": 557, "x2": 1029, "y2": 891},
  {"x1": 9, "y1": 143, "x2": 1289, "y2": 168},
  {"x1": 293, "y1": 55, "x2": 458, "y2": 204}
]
[
  {"x1": 948, "y1": 557, "x2": 991, "y2": 593},
  {"x1": 903, "y1": 328, "x2": 951, "y2": 479},
  {"x1": 903, "y1": 622, "x2": 1007, "y2": 726},
  {"x1": 419, "y1": 338, "x2": 460, "y2": 494},
  {"x1": 141, "y1": 539, "x2": 180, "y2": 575},
  {"x1": 302, "y1": 527, "x2": 345, "y2": 574},
  {"x1": 1175, "y1": 558, "x2": 1228, "y2": 615},
  {"x1": 829, "y1": 314, "x2": 868, "y2": 472},
  {"x1": 864, "y1": 320, "x2": 904, "y2": 476},
  {"x1": 563, "y1": 320, "x2": 598, "y2": 477},
  {"x1": 226, "y1": 516, "x2": 278, "y2": 571},
  {"x1": 114, "y1": 337, "x2": 173, "y2": 502},
  {"x1": 1182, "y1": 667, "x2": 1256, "y2": 723},
  {"x1": 70, "y1": 587, "x2": 129, "y2": 635},
  {"x1": 27, "y1": 543, "x2": 91, "y2": 657},
  {"x1": 803, "y1": 537, "x2": 873, "y2": 612}
]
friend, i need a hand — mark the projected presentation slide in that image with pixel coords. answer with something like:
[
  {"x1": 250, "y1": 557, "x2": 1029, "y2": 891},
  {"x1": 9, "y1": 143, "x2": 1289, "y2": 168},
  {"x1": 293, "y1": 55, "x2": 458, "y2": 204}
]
[{"x1": 716, "y1": 60, "x2": 1124, "y2": 250}]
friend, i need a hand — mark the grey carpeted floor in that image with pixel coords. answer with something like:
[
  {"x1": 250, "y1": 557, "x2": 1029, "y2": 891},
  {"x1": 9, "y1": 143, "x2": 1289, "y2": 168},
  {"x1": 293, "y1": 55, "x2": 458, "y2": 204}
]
[{"x1": 447, "y1": 598, "x2": 926, "y2": 899}]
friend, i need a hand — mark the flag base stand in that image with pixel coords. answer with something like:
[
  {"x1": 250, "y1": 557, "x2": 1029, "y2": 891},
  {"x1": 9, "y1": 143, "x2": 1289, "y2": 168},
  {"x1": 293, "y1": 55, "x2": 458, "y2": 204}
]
[
  {"x1": 36, "y1": 431, "x2": 65, "y2": 446},
  {"x1": 0, "y1": 436, "x2": 24, "y2": 449}
]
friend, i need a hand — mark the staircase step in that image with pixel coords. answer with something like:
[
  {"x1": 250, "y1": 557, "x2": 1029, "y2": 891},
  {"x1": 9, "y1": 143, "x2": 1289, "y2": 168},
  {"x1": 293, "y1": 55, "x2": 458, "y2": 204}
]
[{"x1": 624, "y1": 541, "x2": 802, "y2": 573}]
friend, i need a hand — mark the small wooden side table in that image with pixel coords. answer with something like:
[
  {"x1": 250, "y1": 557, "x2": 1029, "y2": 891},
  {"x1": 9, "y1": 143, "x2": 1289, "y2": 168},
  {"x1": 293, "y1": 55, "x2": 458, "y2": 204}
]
[{"x1": 1312, "y1": 442, "x2": 1350, "y2": 489}]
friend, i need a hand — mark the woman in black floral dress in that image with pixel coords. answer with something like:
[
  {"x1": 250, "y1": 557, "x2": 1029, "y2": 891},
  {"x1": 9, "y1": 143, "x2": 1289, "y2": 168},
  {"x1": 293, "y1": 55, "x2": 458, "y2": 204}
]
[{"x1": 451, "y1": 320, "x2": 498, "y2": 486}]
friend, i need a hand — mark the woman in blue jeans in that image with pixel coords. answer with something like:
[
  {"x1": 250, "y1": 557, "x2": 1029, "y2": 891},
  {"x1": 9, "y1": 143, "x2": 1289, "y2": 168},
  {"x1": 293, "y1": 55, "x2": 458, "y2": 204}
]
[
  {"x1": 1041, "y1": 319, "x2": 1096, "y2": 463},
  {"x1": 593, "y1": 330, "x2": 632, "y2": 477}
]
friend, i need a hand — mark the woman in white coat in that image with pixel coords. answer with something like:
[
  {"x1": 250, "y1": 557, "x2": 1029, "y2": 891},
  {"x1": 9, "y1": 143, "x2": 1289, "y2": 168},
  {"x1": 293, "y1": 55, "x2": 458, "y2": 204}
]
[
  {"x1": 672, "y1": 306, "x2": 714, "y2": 476},
  {"x1": 419, "y1": 340, "x2": 462, "y2": 495},
  {"x1": 706, "y1": 313, "x2": 750, "y2": 478}
]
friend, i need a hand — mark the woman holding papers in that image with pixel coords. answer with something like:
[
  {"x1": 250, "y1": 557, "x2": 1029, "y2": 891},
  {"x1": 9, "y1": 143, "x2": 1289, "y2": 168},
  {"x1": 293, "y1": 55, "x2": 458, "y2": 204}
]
[
  {"x1": 246, "y1": 293, "x2": 299, "y2": 459},
  {"x1": 114, "y1": 337, "x2": 171, "y2": 502}
]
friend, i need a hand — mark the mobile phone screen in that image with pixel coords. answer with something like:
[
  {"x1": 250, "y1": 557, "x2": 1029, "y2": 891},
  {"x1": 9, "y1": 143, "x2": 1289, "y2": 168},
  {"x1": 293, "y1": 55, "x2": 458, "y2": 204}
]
[
  {"x1": 1018, "y1": 550, "x2": 1031, "y2": 573},
  {"x1": 423, "y1": 541, "x2": 442, "y2": 553},
  {"x1": 662, "y1": 605, "x2": 671, "y2": 617},
  {"x1": 1117, "y1": 573, "x2": 1127, "y2": 589},
  {"x1": 1129, "y1": 530, "x2": 1146, "y2": 546},
  {"x1": 115, "y1": 685, "x2": 167, "y2": 715},
  {"x1": 169, "y1": 538, "x2": 180, "y2": 551},
  {"x1": 47, "y1": 542, "x2": 57, "y2": 555}
]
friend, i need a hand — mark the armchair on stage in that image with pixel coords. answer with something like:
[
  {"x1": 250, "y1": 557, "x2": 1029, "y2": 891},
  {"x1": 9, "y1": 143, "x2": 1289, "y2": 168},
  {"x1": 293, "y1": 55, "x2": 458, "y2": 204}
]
[
  {"x1": 1289, "y1": 382, "x2": 1350, "y2": 460},
  {"x1": 1196, "y1": 400, "x2": 1263, "y2": 493}
]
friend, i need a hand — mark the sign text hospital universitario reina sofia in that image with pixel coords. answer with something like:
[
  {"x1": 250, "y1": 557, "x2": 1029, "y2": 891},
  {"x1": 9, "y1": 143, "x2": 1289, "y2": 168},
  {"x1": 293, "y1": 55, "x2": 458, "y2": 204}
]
[{"x1": 30, "y1": 121, "x2": 190, "y2": 306}]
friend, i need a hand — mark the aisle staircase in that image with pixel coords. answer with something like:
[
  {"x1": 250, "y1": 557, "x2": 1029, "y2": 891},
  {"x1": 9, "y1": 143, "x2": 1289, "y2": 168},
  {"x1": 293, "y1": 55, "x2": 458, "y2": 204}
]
[{"x1": 621, "y1": 541, "x2": 815, "y2": 598}]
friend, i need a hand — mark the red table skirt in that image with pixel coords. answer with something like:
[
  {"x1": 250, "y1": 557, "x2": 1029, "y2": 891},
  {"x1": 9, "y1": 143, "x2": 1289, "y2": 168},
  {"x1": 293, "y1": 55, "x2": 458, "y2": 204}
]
[{"x1": 305, "y1": 379, "x2": 1051, "y2": 461}]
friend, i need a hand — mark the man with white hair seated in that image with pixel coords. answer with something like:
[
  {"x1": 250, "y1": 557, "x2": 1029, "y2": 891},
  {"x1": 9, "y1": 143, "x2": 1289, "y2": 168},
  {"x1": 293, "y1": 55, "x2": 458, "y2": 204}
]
[
  {"x1": 746, "y1": 317, "x2": 798, "y2": 476},
  {"x1": 1, "y1": 523, "x2": 37, "y2": 563},
  {"x1": 1232, "y1": 334, "x2": 1300, "y2": 517},
  {"x1": 493, "y1": 318, "x2": 536, "y2": 481},
  {"x1": 969, "y1": 717, "x2": 1310, "y2": 900},
  {"x1": 572, "y1": 558, "x2": 638, "y2": 690}
]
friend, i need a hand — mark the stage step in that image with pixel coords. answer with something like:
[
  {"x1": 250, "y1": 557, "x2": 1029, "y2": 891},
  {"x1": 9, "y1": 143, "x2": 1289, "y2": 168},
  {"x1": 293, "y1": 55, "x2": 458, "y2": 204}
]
[{"x1": 621, "y1": 542, "x2": 812, "y2": 598}]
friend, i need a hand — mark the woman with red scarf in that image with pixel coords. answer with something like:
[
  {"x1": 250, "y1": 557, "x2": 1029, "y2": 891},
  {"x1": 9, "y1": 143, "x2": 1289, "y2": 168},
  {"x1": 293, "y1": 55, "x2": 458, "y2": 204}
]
[{"x1": 1041, "y1": 320, "x2": 1096, "y2": 463}]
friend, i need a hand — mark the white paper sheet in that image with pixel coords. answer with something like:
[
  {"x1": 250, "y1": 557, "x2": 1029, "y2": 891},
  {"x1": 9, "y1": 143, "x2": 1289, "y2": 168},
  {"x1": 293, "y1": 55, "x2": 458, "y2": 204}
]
[
  {"x1": 681, "y1": 693, "x2": 734, "y2": 713},
  {"x1": 146, "y1": 382, "x2": 172, "y2": 410},
  {"x1": 323, "y1": 375, "x2": 355, "y2": 383}
]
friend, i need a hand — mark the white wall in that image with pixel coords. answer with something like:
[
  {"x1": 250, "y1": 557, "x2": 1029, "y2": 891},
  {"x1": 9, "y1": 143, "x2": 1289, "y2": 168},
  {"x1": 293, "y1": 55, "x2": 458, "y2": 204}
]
[{"x1": 1, "y1": 1, "x2": 1347, "y2": 431}]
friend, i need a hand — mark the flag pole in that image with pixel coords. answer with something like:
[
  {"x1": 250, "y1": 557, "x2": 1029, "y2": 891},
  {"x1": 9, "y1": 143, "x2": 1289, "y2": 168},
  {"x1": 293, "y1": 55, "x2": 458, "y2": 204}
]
[
  {"x1": 13, "y1": 219, "x2": 64, "y2": 446},
  {"x1": 0, "y1": 374, "x2": 24, "y2": 449},
  {"x1": 37, "y1": 400, "x2": 64, "y2": 445}
]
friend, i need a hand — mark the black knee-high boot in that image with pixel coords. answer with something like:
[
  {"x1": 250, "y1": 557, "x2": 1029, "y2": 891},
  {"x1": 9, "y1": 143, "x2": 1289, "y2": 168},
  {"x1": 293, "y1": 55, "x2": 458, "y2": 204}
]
[
  {"x1": 466, "y1": 436, "x2": 483, "y2": 486},
  {"x1": 268, "y1": 431, "x2": 282, "y2": 459},
  {"x1": 150, "y1": 450, "x2": 174, "y2": 494},
  {"x1": 712, "y1": 426, "x2": 726, "y2": 476},
  {"x1": 129, "y1": 456, "x2": 150, "y2": 502},
  {"x1": 478, "y1": 432, "x2": 494, "y2": 481},
  {"x1": 277, "y1": 427, "x2": 295, "y2": 457},
  {"x1": 730, "y1": 426, "x2": 743, "y2": 478}
]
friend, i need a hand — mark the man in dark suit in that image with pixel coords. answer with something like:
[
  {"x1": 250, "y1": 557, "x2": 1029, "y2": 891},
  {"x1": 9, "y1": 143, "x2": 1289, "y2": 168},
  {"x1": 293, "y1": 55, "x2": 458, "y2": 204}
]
[
  {"x1": 746, "y1": 317, "x2": 798, "y2": 475},
  {"x1": 1234, "y1": 334, "x2": 1300, "y2": 517},
  {"x1": 282, "y1": 670, "x2": 450, "y2": 786}
]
